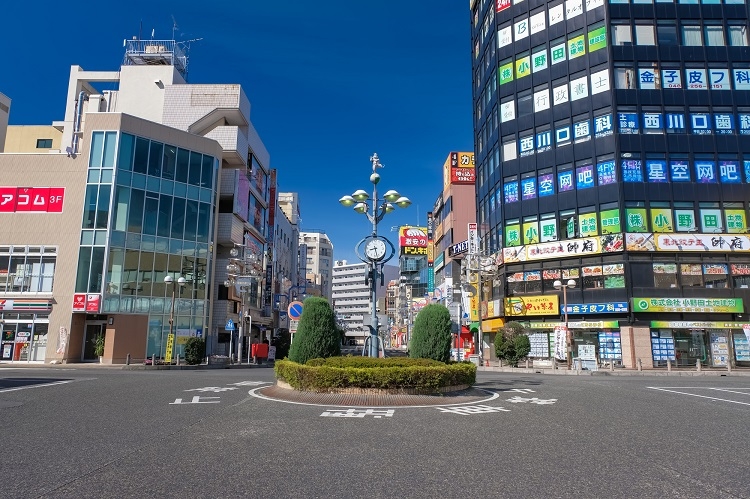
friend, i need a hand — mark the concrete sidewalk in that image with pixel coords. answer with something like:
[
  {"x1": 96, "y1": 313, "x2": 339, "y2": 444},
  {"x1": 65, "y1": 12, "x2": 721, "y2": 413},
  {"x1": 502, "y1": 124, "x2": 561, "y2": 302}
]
[
  {"x1": 0, "y1": 361, "x2": 274, "y2": 371},
  {"x1": 478, "y1": 364, "x2": 750, "y2": 376}
]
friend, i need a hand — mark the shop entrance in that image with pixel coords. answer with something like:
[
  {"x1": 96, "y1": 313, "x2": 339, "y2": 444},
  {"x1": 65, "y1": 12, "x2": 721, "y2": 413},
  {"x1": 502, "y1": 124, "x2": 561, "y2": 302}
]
[{"x1": 83, "y1": 322, "x2": 106, "y2": 361}]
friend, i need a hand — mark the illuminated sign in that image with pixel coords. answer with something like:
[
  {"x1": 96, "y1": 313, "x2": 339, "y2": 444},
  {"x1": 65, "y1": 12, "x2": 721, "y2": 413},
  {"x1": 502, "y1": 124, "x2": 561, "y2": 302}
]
[{"x1": 0, "y1": 187, "x2": 65, "y2": 213}]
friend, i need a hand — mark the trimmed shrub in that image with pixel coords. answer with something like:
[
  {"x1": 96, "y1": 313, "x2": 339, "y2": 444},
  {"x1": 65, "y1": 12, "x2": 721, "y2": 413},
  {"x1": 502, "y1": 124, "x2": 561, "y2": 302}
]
[
  {"x1": 494, "y1": 321, "x2": 531, "y2": 366},
  {"x1": 184, "y1": 337, "x2": 205, "y2": 365},
  {"x1": 274, "y1": 358, "x2": 476, "y2": 392},
  {"x1": 409, "y1": 304, "x2": 452, "y2": 363},
  {"x1": 305, "y1": 356, "x2": 444, "y2": 368},
  {"x1": 288, "y1": 297, "x2": 341, "y2": 364}
]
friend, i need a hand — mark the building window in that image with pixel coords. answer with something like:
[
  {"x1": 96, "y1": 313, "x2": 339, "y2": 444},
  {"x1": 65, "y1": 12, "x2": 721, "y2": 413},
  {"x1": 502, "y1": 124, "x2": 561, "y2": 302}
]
[
  {"x1": 680, "y1": 264, "x2": 703, "y2": 287},
  {"x1": 612, "y1": 25, "x2": 633, "y2": 46},
  {"x1": 635, "y1": 24, "x2": 656, "y2": 46},
  {"x1": 682, "y1": 24, "x2": 703, "y2": 46},
  {"x1": 704, "y1": 24, "x2": 725, "y2": 46},
  {"x1": 615, "y1": 67, "x2": 636, "y2": 89},
  {"x1": 653, "y1": 263, "x2": 678, "y2": 288},
  {"x1": 35, "y1": 139, "x2": 53, "y2": 149},
  {"x1": 657, "y1": 23, "x2": 679, "y2": 45},
  {"x1": 0, "y1": 247, "x2": 57, "y2": 293},
  {"x1": 728, "y1": 24, "x2": 749, "y2": 46}
]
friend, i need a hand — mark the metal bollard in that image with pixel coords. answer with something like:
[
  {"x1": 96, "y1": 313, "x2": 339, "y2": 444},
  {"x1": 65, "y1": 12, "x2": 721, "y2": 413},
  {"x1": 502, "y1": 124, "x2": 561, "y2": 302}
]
[
  {"x1": 151, "y1": 354, "x2": 155, "y2": 366},
  {"x1": 525, "y1": 359, "x2": 530, "y2": 369},
  {"x1": 126, "y1": 353, "x2": 131, "y2": 365},
  {"x1": 697, "y1": 359, "x2": 701, "y2": 372},
  {"x1": 727, "y1": 358, "x2": 732, "y2": 373},
  {"x1": 637, "y1": 358, "x2": 642, "y2": 371},
  {"x1": 667, "y1": 359, "x2": 672, "y2": 372},
  {"x1": 176, "y1": 355, "x2": 180, "y2": 366},
  {"x1": 610, "y1": 360, "x2": 615, "y2": 372}
]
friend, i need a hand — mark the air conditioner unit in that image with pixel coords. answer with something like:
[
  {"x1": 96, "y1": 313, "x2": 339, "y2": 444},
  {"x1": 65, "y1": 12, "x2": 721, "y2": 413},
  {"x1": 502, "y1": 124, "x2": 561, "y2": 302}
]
[{"x1": 468, "y1": 274, "x2": 479, "y2": 283}]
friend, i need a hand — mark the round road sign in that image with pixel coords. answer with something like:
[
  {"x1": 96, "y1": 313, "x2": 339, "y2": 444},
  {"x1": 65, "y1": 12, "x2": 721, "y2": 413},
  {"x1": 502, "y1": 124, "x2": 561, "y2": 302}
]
[{"x1": 287, "y1": 301, "x2": 304, "y2": 320}]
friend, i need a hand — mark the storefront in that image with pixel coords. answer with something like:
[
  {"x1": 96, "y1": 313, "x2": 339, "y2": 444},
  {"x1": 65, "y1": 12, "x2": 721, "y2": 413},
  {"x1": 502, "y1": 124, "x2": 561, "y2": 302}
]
[
  {"x1": 525, "y1": 321, "x2": 622, "y2": 367},
  {"x1": 0, "y1": 302, "x2": 51, "y2": 363},
  {"x1": 649, "y1": 321, "x2": 750, "y2": 368}
]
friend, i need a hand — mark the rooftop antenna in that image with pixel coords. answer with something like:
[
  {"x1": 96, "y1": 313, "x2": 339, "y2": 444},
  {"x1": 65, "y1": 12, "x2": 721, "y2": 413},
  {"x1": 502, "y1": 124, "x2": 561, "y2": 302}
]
[{"x1": 171, "y1": 15, "x2": 179, "y2": 40}]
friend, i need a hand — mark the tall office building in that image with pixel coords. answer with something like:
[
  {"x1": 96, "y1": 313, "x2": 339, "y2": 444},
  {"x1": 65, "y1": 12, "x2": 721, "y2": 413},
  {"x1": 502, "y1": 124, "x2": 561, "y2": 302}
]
[{"x1": 471, "y1": 0, "x2": 750, "y2": 369}]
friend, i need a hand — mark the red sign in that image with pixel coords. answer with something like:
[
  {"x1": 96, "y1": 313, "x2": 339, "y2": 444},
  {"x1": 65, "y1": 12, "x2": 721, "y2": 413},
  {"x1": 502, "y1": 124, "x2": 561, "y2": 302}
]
[
  {"x1": 496, "y1": 0, "x2": 512, "y2": 12},
  {"x1": 0, "y1": 187, "x2": 65, "y2": 213},
  {"x1": 73, "y1": 294, "x2": 86, "y2": 311},
  {"x1": 86, "y1": 294, "x2": 101, "y2": 313},
  {"x1": 451, "y1": 167, "x2": 476, "y2": 184},
  {"x1": 399, "y1": 227, "x2": 428, "y2": 248}
]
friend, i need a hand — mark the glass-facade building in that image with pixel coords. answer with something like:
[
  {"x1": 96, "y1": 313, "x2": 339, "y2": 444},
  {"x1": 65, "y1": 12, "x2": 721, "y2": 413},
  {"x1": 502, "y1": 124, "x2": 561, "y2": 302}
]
[
  {"x1": 75, "y1": 130, "x2": 216, "y2": 358},
  {"x1": 471, "y1": 0, "x2": 750, "y2": 368}
]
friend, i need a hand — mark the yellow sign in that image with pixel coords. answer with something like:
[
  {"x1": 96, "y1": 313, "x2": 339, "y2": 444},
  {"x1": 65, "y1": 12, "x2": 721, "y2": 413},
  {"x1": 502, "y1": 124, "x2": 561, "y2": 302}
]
[
  {"x1": 505, "y1": 295, "x2": 559, "y2": 316},
  {"x1": 523, "y1": 221, "x2": 539, "y2": 244},
  {"x1": 579, "y1": 213, "x2": 598, "y2": 237},
  {"x1": 443, "y1": 152, "x2": 474, "y2": 189},
  {"x1": 470, "y1": 293, "x2": 479, "y2": 322},
  {"x1": 481, "y1": 318, "x2": 505, "y2": 331},
  {"x1": 515, "y1": 55, "x2": 531, "y2": 79},
  {"x1": 650, "y1": 208, "x2": 673, "y2": 232},
  {"x1": 725, "y1": 209, "x2": 747, "y2": 233},
  {"x1": 164, "y1": 333, "x2": 175, "y2": 363}
]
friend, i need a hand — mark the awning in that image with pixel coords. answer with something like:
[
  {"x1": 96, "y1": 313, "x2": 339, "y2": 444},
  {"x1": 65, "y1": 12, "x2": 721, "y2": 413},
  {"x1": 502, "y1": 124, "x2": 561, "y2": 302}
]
[{"x1": 481, "y1": 318, "x2": 504, "y2": 331}]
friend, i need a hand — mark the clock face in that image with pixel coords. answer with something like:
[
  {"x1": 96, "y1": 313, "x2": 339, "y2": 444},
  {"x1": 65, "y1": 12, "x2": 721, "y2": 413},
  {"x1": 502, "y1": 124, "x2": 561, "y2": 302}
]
[{"x1": 365, "y1": 239, "x2": 387, "y2": 260}]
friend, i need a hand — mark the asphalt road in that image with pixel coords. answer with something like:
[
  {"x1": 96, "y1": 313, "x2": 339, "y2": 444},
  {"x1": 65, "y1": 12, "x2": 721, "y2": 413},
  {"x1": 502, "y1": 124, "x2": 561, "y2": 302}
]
[{"x1": 1, "y1": 367, "x2": 749, "y2": 499}]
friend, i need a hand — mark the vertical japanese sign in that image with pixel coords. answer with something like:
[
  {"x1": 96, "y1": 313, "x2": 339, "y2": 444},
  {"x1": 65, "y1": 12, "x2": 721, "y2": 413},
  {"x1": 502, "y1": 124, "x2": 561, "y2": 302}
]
[
  {"x1": 427, "y1": 212, "x2": 435, "y2": 293},
  {"x1": 468, "y1": 223, "x2": 479, "y2": 256},
  {"x1": 264, "y1": 169, "x2": 277, "y2": 311}
]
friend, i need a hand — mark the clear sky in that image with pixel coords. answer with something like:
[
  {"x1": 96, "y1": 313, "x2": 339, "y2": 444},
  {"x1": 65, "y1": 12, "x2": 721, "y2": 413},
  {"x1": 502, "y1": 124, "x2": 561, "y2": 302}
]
[{"x1": 0, "y1": 0, "x2": 474, "y2": 262}]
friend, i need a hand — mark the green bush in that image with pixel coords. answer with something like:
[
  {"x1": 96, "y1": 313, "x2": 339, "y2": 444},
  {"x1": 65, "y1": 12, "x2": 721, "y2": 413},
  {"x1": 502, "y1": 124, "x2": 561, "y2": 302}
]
[
  {"x1": 494, "y1": 321, "x2": 531, "y2": 366},
  {"x1": 274, "y1": 358, "x2": 476, "y2": 392},
  {"x1": 184, "y1": 337, "x2": 205, "y2": 365},
  {"x1": 288, "y1": 297, "x2": 341, "y2": 364},
  {"x1": 305, "y1": 356, "x2": 444, "y2": 368},
  {"x1": 409, "y1": 304, "x2": 452, "y2": 363}
]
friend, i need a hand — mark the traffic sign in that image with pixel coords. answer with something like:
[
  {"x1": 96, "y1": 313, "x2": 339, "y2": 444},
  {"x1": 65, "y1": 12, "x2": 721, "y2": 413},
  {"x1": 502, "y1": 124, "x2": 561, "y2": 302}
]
[
  {"x1": 290, "y1": 320, "x2": 299, "y2": 333},
  {"x1": 225, "y1": 319, "x2": 235, "y2": 331},
  {"x1": 288, "y1": 301, "x2": 304, "y2": 320},
  {"x1": 233, "y1": 276, "x2": 255, "y2": 287}
]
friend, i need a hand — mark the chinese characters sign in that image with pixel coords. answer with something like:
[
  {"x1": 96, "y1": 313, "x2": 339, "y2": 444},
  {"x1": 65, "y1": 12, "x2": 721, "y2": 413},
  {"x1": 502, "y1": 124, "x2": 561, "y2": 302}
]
[
  {"x1": 562, "y1": 302, "x2": 628, "y2": 314},
  {"x1": 505, "y1": 295, "x2": 559, "y2": 317},
  {"x1": 399, "y1": 226, "x2": 427, "y2": 255},
  {"x1": 625, "y1": 233, "x2": 750, "y2": 252},
  {"x1": 503, "y1": 233, "x2": 624, "y2": 263},
  {"x1": 633, "y1": 297, "x2": 743, "y2": 314}
]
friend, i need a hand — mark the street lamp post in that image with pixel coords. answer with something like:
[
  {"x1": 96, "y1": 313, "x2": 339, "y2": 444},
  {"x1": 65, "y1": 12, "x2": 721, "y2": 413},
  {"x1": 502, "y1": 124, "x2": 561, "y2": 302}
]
[
  {"x1": 163, "y1": 274, "x2": 186, "y2": 363},
  {"x1": 224, "y1": 241, "x2": 264, "y2": 364},
  {"x1": 273, "y1": 283, "x2": 307, "y2": 345},
  {"x1": 553, "y1": 278, "x2": 577, "y2": 369},
  {"x1": 339, "y1": 153, "x2": 410, "y2": 358}
]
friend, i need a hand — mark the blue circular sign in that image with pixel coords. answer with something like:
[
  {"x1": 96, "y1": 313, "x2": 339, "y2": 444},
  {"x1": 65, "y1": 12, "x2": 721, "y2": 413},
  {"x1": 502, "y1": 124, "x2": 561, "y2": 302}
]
[{"x1": 288, "y1": 301, "x2": 304, "y2": 320}]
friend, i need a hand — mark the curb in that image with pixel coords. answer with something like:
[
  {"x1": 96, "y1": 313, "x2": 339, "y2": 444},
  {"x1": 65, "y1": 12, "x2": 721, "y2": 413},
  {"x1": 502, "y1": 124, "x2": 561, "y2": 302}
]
[{"x1": 477, "y1": 366, "x2": 750, "y2": 376}]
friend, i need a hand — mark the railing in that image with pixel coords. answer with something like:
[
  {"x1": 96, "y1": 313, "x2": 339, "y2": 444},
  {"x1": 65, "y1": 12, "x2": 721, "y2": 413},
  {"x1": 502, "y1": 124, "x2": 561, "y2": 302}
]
[{"x1": 123, "y1": 40, "x2": 187, "y2": 76}]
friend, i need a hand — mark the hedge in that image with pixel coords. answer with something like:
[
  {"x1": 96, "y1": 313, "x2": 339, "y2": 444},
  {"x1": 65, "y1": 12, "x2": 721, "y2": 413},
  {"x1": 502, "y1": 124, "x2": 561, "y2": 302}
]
[{"x1": 274, "y1": 358, "x2": 476, "y2": 392}]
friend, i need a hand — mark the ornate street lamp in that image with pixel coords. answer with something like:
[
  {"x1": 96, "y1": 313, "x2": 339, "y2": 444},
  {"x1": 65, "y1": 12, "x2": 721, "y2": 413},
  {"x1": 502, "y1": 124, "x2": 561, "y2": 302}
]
[
  {"x1": 339, "y1": 153, "x2": 410, "y2": 357},
  {"x1": 164, "y1": 274, "x2": 186, "y2": 363}
]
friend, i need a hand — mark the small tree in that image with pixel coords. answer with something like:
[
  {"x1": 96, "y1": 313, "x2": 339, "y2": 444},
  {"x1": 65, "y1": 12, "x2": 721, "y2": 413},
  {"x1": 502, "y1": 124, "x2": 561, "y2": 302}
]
[
  {"x1": 94, "y1": 334, "x2": 106, "y2": 358},
  {"x1": 494, "y1": 321, "x2": 531, "y2": 366},
  {"x1": 409, "y1": 304, "x2": 452, "y2": 363},
  {"x1": 288, "y1": 297, "x2": 341, "y2": 364},
  {"x1": 184, "y1": 337, "x2": 206, "y2": 365}
]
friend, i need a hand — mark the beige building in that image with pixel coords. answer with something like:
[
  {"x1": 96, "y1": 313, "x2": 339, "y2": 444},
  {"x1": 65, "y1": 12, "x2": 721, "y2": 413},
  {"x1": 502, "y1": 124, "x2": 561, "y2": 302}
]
[
  {"x1": 0, "y1": 40, "x2": 272, "y2": 364},
  {"x1": 300, "y1": 231, "x2": 334, "y2": 300}
]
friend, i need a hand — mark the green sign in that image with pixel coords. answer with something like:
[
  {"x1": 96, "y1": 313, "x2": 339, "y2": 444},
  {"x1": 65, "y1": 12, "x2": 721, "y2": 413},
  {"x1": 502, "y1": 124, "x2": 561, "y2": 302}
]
[
  {"x1": 674, "y1": 210, "x2": 696, "y2": 231},
  {"x1": 540, "y1": 219, "x2": 557, "y2": 242},
  {"x1": 651, "y1": 208, "x2": 673, "y2": 232},
  {"x1": 499, "y1": 63, "x2": 514, "y2": 85},
  {"x1": 588, "y1": 26, "x2": 607, "y2": 53},
  {"x1": 579, "y1": 213, "x2": 598, "y2": 237},
  {"x1": 505, "y1": 224, "x2": 521, "y2": 247},
  {"x1": 568, "y1": 35, "x2": 586, "y2": 59},
  {"x1": 625, "y1": 208, "x2": 648, "y2": 232},
  {"x1": 634, "y1": 298, "x2": 744, "y2": 313},
  {"x1": 600, "y1": 209, "x2": 621, "y2": 234},
  {"x1": 523, "y1": 221, "x2": 539, "y2": 244}
]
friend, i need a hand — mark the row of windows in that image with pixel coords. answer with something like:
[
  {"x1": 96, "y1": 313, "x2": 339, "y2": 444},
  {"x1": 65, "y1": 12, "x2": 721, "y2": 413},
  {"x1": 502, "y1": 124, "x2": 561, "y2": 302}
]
[
  {"x1": 118, "y1": 133, "x2": 216, "y2": 190},
  {"x1": 612, "y1": 21, "x2": 749, "y2": 47},
  {"x1": 507, "y1": 265, "x2": 624, "y2": 293},
  {"x1": 0, "y1": 248, "x2": 56, "y2": 293},
  {"x1": 503, "y1": 201, "x2": 750, "y2": 248}
]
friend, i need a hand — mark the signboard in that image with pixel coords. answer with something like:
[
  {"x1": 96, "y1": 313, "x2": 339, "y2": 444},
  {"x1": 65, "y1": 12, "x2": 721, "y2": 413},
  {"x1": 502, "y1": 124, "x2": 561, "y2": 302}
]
[
  {"x1": 225, "y1": 319, "x2": 235, "y2": 331},
  {"x1": 268, "y1": 346, "x2": 277, "y2": 361},
  {"x1": 562, "y1": 302, "x2": 628, "y2": 314},
  {"x1": 468, "y1": 223, "x2": 479, "y2": 256},
  {"x1": 427, "y1": 212, "x2": 434, "y2": 293},
  {"x1": 164, "y1": 334, "x2": 175, "y2": 363},
  {"x1": 0, "y1": 299, "x2": 52, "y2": 312},
  {"x1": 503, "y1": 233, "x2": 624, "y2": 263},
  {"x1": 232, "y1": 170, "x2": 250, "y2": 224},
  {"x1": 448, "y1": 240, "x2": 469, "y2": 257},
  {"x1": 578, "y1": 344, "x2": 596, "y2": 361},
  {"x1": 399, "y1": 226, "x2": 428, "y2": 255},
  {"x1": 287, "y1": 301, "x2": 304, "y2": 320},
  {"x1": 633, "y1": 298, "x2": 743, "y2": 313},
  {"x1": 626, "y1": 233, "x2": 750, "y2": 252},
  {"x1": 73, "y1": 294, "x2": 100, "y2": 313},
  {"x1": 554, "y1": 326, "x2": 567, "y2": 360},
  {"x1": 651, "y1": 321, "x2": 750, "y2": 329},
  {"x1": 73, "y1": 294, "x2": 86, "y2": 311},
  {"x1": 290, "y1": 320, "x2": 299, "y2": 333},
  {"x1": 526, "y1": 321, "x2": 620, "y2": 329},
  {"x1": 444, "y1": 152, "x2": 475, "y2": 188},
  {"x1": 504, "y1": 295, "x2": 559, "y2": 316},
  {"x1": 0, "y1": 187, "x2": 65, "y2": 213}
]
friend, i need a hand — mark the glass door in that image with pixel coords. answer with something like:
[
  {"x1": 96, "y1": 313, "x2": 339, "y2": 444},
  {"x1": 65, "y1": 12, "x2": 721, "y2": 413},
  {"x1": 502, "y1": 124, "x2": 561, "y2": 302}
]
[{"x1": 83, "y1": 323, "x2": 105, "y2": 361}]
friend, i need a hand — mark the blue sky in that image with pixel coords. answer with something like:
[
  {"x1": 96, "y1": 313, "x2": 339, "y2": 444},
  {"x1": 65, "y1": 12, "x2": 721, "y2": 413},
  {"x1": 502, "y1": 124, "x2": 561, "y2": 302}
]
[{"x1": 0, "y1": 1, "x2": 474, "y2": 262}]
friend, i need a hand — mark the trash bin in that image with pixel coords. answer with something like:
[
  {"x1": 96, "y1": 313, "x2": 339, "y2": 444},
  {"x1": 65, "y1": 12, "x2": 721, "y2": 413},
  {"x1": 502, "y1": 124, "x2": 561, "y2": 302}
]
[{"x1": 468, "y1": 354, "x2": 480, "y2": 366}]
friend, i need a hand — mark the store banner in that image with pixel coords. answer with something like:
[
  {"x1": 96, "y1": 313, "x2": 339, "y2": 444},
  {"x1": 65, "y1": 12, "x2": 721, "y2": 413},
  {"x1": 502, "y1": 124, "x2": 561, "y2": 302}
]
[
  {"x1": 599, "y1": 209, "x2": 621, "y2": 234},
  {"x1": 503, "y1": 233, "x2": 623, "y2": 263},
  {"x1": 626, "y1": 233, "x2": 750, "y2": 252},
  {"x1": 527, "y1": 321, "x2": 620, "y2": 329},
  {"x1": 633, "y1": 297, "x2": 744, "y2": 313},
  {"x1": 652, "y1": 321, "x2": 749, "y2": 329},
  {"x1": 554, "y1": 326, "x2": 567, "y2": 360},
  {"x1": 505, "y1": 295, "x2": 559, "y2": 316},
  {"x1": 562, "y1": 302, "x2": 628, "y2": 314}
]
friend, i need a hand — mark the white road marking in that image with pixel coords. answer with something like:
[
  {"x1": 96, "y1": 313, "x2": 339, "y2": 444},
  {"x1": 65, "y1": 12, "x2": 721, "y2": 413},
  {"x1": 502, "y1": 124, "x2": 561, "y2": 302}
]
[
  {"x1": 320, "y1": 408, "x2": 395, "y2": 418},
  {"x1": 0, "y1": 379, "x2": 76, "y2": 393},
  {"x1": 436, "y1": 405, "x2": 510, "y2": 415},
  {"x1": 647, "y1": 387, "x2": 750, "y2": 406},
  {"x1": 707, "y1": 388, "x2": 750, "y2": 396},
  {"x1": 184, "y1": 386, "x2": 238, "y2": 393},
  {"x1": 506, "y1": 396, "x2": 557, "y2": 405},
  {"x1": 170, "y1": 395, "x2": 220, "y2": 405}
]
